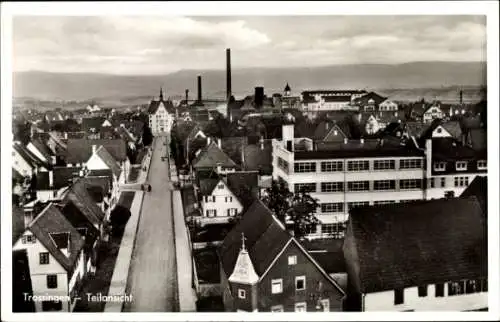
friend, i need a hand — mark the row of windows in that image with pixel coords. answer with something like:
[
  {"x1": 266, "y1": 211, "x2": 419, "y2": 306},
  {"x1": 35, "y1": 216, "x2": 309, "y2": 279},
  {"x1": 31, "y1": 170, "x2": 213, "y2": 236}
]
[
  {"x1": 271, "y1": 276, "x2": 306, "y2": 295},
  {"x1": 204, "y1": 196, "x2": 234, "y2": 203},
  {"x1": 434, "y1": 160, "x2": 487, "y2": 172},
  {"x1": 394, "y1": 279, "x2": 488, "y2": 305},
  {"x1": 319, "y1": 200, "x2": 419, "y2": 213},
  {"x1": 205, "y1": 208, "x2": 238, "y2": 217},
  {"x1": 305, "y1": 158, "x2": 424, "y2": 173},
  {"x1": 295, "y1": 179, "x2": 423, "y2": 193}
]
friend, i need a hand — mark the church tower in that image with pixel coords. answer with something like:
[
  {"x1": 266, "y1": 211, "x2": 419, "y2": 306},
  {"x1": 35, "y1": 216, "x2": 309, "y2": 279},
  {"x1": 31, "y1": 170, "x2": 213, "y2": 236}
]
[
  {"x1": 159, "y1": 87, "x2": 164, "y2": 101},
  {"x1": 228, "y1": 233, "x2": 259, "y2": 312},
  {"x1": 284, "y1": 82, "x2": 291, "y2": 97}
]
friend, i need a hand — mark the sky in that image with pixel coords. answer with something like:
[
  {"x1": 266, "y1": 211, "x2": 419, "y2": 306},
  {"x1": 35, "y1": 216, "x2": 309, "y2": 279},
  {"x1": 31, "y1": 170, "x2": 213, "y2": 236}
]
[{"x1": 12, "y1": 15, "x2": 486, "y2": 75}]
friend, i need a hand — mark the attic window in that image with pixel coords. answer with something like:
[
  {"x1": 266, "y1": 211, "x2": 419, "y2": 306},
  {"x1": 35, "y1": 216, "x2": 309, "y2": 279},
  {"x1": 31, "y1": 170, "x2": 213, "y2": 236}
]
[
  {"x1": 434, "y1": 162, "x2": 446, "y2": 172},
  {"x1": 477, "y1": 160, "x2": 487, "y2": 170},
  {"x1": 436, "y1": 128, "x2": 442, "y2": 133},
  {"x1": 218, "y1": 184, "x2": 224, "y2": 189},
  {"x1": 455, "y1": 161, "x2": 468, "y2": 171}
]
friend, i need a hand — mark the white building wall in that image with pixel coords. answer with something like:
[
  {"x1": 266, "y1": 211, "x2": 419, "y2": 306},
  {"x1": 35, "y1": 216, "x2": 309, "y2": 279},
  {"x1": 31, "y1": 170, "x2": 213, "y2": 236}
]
[
  {"x1": 201, "y1": 181, "x2": 243, "y2": 218},
  {"x1": 13, "y1": 149, "x2": 34, "y2": 177},
  {"x1": 27, "y1": 143, "x2": 49, "y2": 163},
  {"x1": 37, "y1": 190, "x2": 57, "y2": 202},
  {"x1": 363, "y1": 285, "x2": 488, "y2": 311},
  {"x1": 149, "y1": 103, "x2": 174, "y2": 136},
  {"x1": 13, "y1": 231, "x2": 70, "y2": 312}
]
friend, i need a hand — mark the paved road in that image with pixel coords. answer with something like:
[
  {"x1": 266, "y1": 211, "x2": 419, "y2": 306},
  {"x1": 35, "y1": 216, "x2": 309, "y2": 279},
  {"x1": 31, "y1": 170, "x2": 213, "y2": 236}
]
[{"x1": 123, "y1": 136, "x2": 178, "y2": 312}]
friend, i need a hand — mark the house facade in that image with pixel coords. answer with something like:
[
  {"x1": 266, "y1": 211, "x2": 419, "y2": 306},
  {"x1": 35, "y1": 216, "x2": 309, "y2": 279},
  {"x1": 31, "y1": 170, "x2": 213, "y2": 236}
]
[
  {"x1": 199, "y1": 178, "x2": 243, "y2": 225},
  {"x1": 148, "y1": 88, "x2": 175, "y2": 136},
  {"x1": 423, "y1": 104, "x2": 445, "y2": 123},
  {"x1": 12, "y1": 205, "x2": 86, "y2": 312},
  {"x1": 219, "y1": 200, "x2": 345, "y2": 312}
]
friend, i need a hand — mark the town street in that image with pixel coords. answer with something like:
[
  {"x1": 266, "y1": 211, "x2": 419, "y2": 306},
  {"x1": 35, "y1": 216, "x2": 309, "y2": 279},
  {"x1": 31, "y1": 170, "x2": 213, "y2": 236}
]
[{"x1": 123, "y1": 136, "x2": 178, "y2": 312}]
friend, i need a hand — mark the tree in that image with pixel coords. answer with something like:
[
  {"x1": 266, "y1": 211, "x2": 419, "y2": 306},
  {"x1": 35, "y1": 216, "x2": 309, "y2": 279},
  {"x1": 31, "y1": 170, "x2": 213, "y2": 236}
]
[
  {"x1": 262, "y1": 180, "x2": 293, "y2": 224},
  {"x1": 263, "y1": 180, "x2": 320, "y2": 239},
  {"x1": 110, "y1": 205, "x2": 131, "y2": 235},
  {"x1": 142, "y1": 124, "x2": 153, "y2": 146},
  {"x1": 287, "y1": 190, "x2": 320, "y2": 238}
]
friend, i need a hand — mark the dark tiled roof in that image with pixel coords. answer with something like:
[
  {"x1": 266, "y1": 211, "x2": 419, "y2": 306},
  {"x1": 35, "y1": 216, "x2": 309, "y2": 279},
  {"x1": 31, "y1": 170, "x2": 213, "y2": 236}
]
[
  {"x1": 62, "y1": 178, "x2": 105, "y2": 227},
  {"x1": 198, "y1": 178, "x2": 220, "y2": 196},
  {"x1": 81, "y1": 117, "x2": 106, "y2": 133},
  {"x1": 12, "y1": 168, "x2": 25, "y2": 182},
  {"x1": 431, "y1": 138, "x2": 482, "y2": 161},
  {"x1": 193, "y1": 142, "x2": 237, "y2": 169},
  {"x1": 37, "y1": 167, "x2": 82, "y2": 190},
  {"x1": 28, "y1": 204, "x2": 85, "y2": 275},
  {"x1": 441, "y1": 121, "x2": 463, "y2": 140},
  {"x1": 95, "y1": 146, "x2": 122, "y2": 177},
  {"x1": 468, "y1": 128, "x2": 487, "y2": 151},
  {"x1": 243, "y1": 141, "x2": 273, "y2": 175},
  {"x1": 12, "y1": 205, "x2": 25, "y2": 245},
  {"x1": 349, "y1": 197, "x2": 487, "y2": 293},
  {"x1": 221, "y1": 137, "x2": 246, "y2": 165},
  {"x1": 323, "y1": 95, "x2": 351, "y2": 103},
  {"x1": 310, "y1": 252, "x2": 346, "y2": 274},
  {"x1": 225, "y1": 171, "x2": 259, "y2": 208},
  {"x1": 65, "y1": 139, "x2": 126, "y2": 164},
  {"x1": 298, "y1": 140, "x2": 423, "y2": 160},
  {"x1": 405, "y1": 121, "x2": 430, "y2": 139},
  {"x1": 148, "y1": 99, "x2": 175, "y2": 114},
  {"x1": 460, "y1": 176, "x2": 487, "y2": 217},
  {"x1": 219, "y1": 200, "x2": 292, "y2": 277},
  {"x1": 13, "y1": 143, "x2": 47, "y2": 169},
  {"x1": 353, "y1": 92, "x2": 387, "y2": 106},
  {"x1": 32, "y1": 139, "x2": 54, "y2": 160}
]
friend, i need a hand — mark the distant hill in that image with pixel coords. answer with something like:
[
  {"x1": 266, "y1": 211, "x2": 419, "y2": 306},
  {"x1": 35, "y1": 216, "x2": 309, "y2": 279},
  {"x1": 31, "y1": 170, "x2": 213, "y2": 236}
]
[{"x1": 13, "y1": 61, "x2": 486, "y2": 104}]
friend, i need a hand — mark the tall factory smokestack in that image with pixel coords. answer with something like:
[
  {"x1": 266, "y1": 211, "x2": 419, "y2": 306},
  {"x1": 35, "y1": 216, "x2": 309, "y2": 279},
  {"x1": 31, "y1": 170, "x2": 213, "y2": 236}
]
[
  {"x1": 185, "y1": 89, "x2": 189, "y2": 106},
  {"x1": 226, "y1": 48, "x2": 232, "y2": 101},
  {"x1": 197, "y1": 75, "x2": 202, "y2": 103},
  {"x1": 459, "y1": 89, "x2": 463, "y2": 105}
]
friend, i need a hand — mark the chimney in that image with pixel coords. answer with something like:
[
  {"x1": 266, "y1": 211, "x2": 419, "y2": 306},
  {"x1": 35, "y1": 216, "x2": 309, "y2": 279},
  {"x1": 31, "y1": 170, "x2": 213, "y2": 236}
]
[
  {"x1": 207, "y1": 137, "x2": 211, "y2": 146},
  {"x1": 64, "y1": 132, "x2": 68, "y2": 140},
  {"x1": 260, "y1": 136, "x2": 264, "y2": 150},
  {"x1": 217, "y1": 138, "x2": 222, "y2": 149},
  {"x1": 282, "y1": 123, "x2": 294, "y2": 152},
  {"x1": 79, "y1": 169, "x2": 84, "y2": 177},
  {"x1": 92, "y1": 145, "x2": 97, "y2": 154},
  {"x1": 325, "y1": 122, "x2": 330, "y2": 130},
  {"x1": 241, "y1": 137, "x2": 246, "y2": 168},
  {"x1": 197, "y1": 75, "x2": 202, "y2": 103},
  {"x1": 344, "y1": 138, "x2": 348, "y2": 144},
  {"x1": 459, "y1": 89, "x2": 463, "y2": 105},
  {"x1": 360, "y1": 138, "x2": 364, "y2": 144},
  {"x1": 254, "y1": 87, "x2": 264, "y2": 107},
  {"x1": 185, "y1": 89, "x2": 189, "y2": 105},
  {"x1": 425, "y1": 139, "x2": 432, "y2": 179},
  {"x1": 226, "y1": 48, "x2": 232, "y2": 101},
  {"x1": 49, "y1": 170, "x2": 54, "y2": 188}
]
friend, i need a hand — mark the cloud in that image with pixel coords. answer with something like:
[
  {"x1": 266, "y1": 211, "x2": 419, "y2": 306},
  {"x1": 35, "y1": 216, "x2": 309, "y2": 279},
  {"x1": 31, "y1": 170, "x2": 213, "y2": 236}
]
[{"x1": 11, "y1": 15, "x2": 485, "y2": 74}]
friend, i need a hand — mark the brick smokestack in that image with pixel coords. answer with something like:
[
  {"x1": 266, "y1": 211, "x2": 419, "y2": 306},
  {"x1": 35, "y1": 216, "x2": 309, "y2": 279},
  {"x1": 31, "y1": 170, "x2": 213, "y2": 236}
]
[
  {"x1": 197, "y1": 75, "x2": 202, "y2": 103},
  {"x1": 254, "y1": 87, "x2": 264, "y2": 107},
  {"x1": 185, "y1": 89, "x2": 189, "y2": 106},
  {"x1": 459, "y1": 89, "x2": 463, "y2": 105},
  {"x1": 226, "y1": 48, "x2": 232, "y2": 101}
]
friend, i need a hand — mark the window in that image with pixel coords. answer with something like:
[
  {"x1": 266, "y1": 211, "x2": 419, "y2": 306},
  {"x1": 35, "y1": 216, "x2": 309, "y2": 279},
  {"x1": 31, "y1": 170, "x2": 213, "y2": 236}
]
[
  {"x1": 445, "y1": 191, "x2": 455, "y2": 198},
  {"x1": 206, "y1": 209, "x2": 217, "y2": 217},
  {"x1": 418, "y1": 285, "x2": 428, "y2": 297},
  {"x1": 212, "y1": 196, "x2": 216, "y2": 202},
  {"x1": 347, "y1": 160, "x2": 369, "y2": 171},
  {"x1": 399, "y1": 179, "x2": 422, "y2": 190},
  {"x1": 278, "y1": 157, "x2": 290, "y2": 174},
  {"x1": 225, "y1": 196, "x2": 233, "y2": 202},
  {"x1": 455, "y1": 161, "x2": 468, "y2": 171},
  {"x1": 295, "y1": 276, "x2": 306, "y2": 291},
  {"x1": 218, "y1": 184, "x2": 224, "y2": 189},
  {"x1": 271, "y1": 305, "x2": 284, "y2": 312},
  {"x1": 227, "y1": 208, "x2": 238, "y2": 216},
  {"x1": 321, "y1": 161, "x2": 343, "y2": 172},
  {"x1": 294, "y1": 302, "x2": 307, "y2": 312},
  {"x1": 22, "y1": 235, "x2": 36, "y2": 244},
  {"x1": 288, "y1": 255, "x2": 297, "y2": 265},
  {"x1": 320, "y1": 299, "x2": 330, "y2": 312},
  {"x1": 347, "y1": 181, "x2": 370, "y2": 191},
  {"x1": 434, "y1": 162, "x2": 446, "y2": 171},
  {"x1": 448, "y1": 281, "x2": 466, "y2": 296},
  {"x1": 39, "y1": 252, "x2": 50, "y2": 265},
  {"x1": 47, "y1": 274, "x2": 58, "y2": 289},
  {"x1": 374, "y1": 160, "x2": 395, "y2": 170},
  {"x1": 294, "y1": 183, "x2": 316, "y2": 193},
  {"x1": 321, "y1": 182, "x2": 344, "y2": 192},
  {"x1": 347, "y1": 201, "x2": 369, "y2": 211},
  {"x1": 465, "y1": 280, "x2": 482, "y2": 294},
  {"x1": 429, "y1": 178, "x2": 435, "y2": 188},
  {"x1": 374, "y1": 180, "x2": 395, "y2": 191},
  {"x1": 321, "y1": 203, "x2": 344, "y2": 213},
  {"x1": 435, "y1": 283, "x2": 444, "y2": 297},
  {"x1": 477, "y1": 160, "x2": 487, "y2": 170},
  {"x1": 294, "y1": 162, "x2": 316, "y2": 173},
  {"x1": 238, "y1": 289, "x2": 246, "y2": 299},
  {"x1": 374, "y1": 200, "x2": 396, "y2": 205},
  {"x1": 394, "y1": 288, "x2": 404, "y2": 305},
  {"x1": 42, "y1": 300, "x2": 62, "y2": 311},
  {"x1": 271, "y1": 279, "x2": 283, "y2": 294},
  {"x1": 440, "y1": 177, "x2": 446, "y2": 187},
  {"x1": 454, "y1": 176, "x2": 469, "y2": 187}
]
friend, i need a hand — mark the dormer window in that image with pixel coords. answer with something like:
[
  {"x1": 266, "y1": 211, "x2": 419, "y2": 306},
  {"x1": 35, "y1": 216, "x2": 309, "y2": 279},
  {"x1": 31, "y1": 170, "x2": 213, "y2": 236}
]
[
  {"x1": 434, "y1": 162, "x2": 446, "y2": 171},
  {"x1": 477, "y1": 160, "x2": 487, "y2": 170},
  {"x1": 238, "y1": 289, "x2": 246, "y2": 299},
  {"x1": 456, "y1": 161, "x2": 468, "y2": 171}
]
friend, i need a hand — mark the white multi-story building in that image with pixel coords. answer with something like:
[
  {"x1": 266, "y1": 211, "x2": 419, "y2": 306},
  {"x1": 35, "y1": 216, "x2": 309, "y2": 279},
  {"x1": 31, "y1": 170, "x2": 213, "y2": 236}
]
[
  {"x1": 148, "y1": 88, "x2": 175, "y2": 136},
  {"x1": 272, "y1": 123, "x2": 426, "y2": 238},
  {"x1": 300, "y1": 90, "x2": 366, "y2": 117}
]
